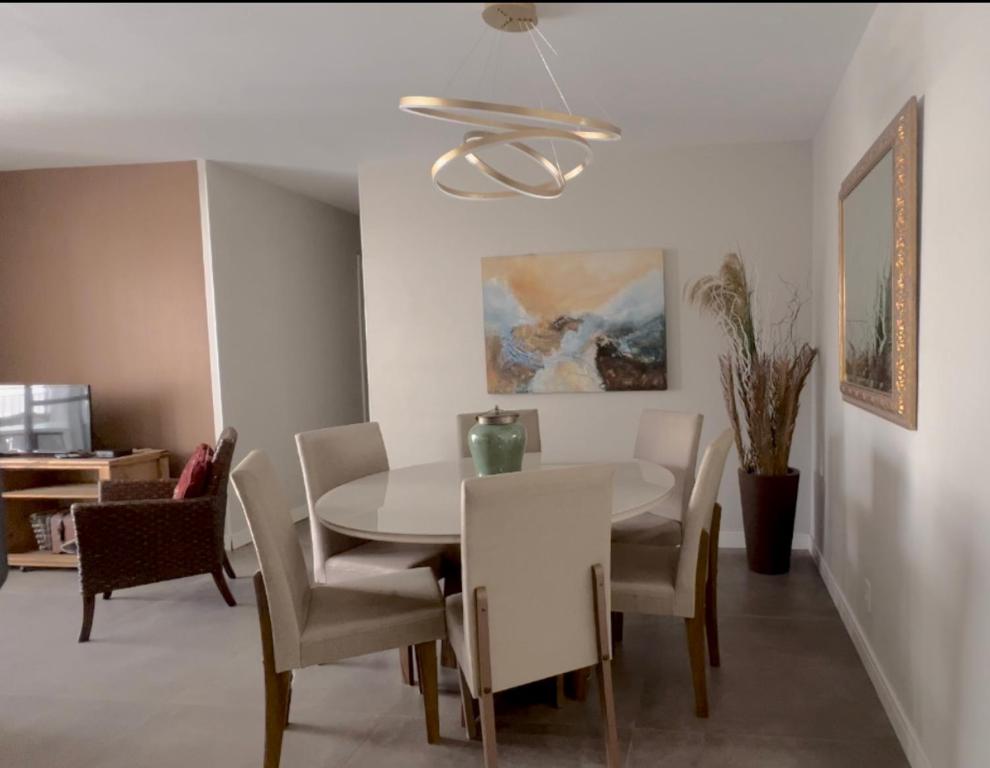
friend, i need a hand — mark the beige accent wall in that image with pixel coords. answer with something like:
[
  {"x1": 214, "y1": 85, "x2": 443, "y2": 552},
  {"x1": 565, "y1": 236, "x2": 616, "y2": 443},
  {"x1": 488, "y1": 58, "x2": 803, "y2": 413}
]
[{"x1": 0, "y1": 161, "x2": 214, "y2": 472}]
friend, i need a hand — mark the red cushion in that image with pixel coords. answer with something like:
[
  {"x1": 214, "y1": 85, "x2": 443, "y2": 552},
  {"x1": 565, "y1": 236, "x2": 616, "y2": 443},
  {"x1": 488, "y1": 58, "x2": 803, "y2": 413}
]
[{"x1": 173, "y1": 443, "x2": 214, "y2": 499}]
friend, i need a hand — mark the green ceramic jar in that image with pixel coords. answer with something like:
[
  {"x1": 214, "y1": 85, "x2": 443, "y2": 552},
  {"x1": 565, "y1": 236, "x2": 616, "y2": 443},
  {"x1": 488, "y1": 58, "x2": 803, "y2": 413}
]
[{"x1": 468, "y1": 406, "x2": 527, "y2": 476}]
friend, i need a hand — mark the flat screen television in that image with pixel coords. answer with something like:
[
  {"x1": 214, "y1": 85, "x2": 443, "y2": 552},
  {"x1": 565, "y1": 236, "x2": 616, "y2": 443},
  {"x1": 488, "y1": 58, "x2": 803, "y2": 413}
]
[{"x1": 0, "y1": 384, "x2": 93, "y2": 455}]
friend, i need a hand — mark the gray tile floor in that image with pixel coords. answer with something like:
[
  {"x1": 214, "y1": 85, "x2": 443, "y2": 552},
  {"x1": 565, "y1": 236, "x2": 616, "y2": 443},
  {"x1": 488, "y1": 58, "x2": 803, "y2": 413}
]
[{"x1": 0, "y1": 529, "x2": 908, "y2": 767}]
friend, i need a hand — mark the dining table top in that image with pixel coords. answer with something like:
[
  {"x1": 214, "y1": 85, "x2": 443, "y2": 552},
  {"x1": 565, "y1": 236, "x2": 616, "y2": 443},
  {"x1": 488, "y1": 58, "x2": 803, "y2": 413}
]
[{"x1": 314, "y1": 454, "x2": 676, "y2": 545}]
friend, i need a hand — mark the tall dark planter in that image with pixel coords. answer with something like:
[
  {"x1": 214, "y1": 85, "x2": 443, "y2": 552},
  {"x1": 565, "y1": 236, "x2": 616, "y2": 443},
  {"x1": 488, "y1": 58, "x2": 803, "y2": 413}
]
[
  {"x1": 739, "y1": 468, "x2": 800, "y2": 575},
  {"x1": 0, "y1": 502, "x2": 7, "y2": 589}
]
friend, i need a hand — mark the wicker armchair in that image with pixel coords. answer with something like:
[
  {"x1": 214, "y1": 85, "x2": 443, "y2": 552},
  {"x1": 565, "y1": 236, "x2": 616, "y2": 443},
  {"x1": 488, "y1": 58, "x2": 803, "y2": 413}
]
[{"x1": 72, "y1": 428, "x2": 238, "y2": 642}]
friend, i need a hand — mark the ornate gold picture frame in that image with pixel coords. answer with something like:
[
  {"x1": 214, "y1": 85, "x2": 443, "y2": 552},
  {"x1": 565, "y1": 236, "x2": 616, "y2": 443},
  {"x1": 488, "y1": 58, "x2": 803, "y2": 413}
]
[{"x1": 839, "y1": 97, "x2": 919, "y2": 429}]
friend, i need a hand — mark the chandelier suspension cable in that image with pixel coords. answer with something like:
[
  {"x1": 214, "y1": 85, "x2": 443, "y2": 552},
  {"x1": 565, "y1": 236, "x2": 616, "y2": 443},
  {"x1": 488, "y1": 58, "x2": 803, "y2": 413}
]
[
  {"x1": 442, "y1": 25, "x2": 491, "y2": 96},
  {"x1": 541, "y1": 95, "x2": 564, "y2": 178},
  {"x1": 587, "y1": 87, "x2": 616, "y2": 126},
  {"x1": 526, "y1": 22, "x2": 565, "y2": 176},
  {"x1": 527, "y1": 19, "x2": 616, "y2": 126},
  {"x1": 526, "y1": 18, "x2": 580, "y2": 183},
  {"x1": 489, "y1": 22, "x2": 503, "y2": 99},
  {"x1": 525, "y1": 21, "x2": 571, "y2": 115},
  {"x1": 530, "y1": 21, "x2": 558, "y2": 56},
  {"x1": 479, "y1": 26, "x2": 500, "y2": 96}
]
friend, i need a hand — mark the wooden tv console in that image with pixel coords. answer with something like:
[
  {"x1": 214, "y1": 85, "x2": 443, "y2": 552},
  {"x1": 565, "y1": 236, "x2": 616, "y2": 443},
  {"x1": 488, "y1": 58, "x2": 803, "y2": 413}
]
[{"x1": 0, "y1": 450, "x2": 169, "y2": 570}]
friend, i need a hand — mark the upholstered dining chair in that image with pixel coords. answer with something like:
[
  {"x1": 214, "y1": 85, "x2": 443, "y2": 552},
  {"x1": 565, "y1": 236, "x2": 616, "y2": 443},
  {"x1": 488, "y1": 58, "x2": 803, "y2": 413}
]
[
  {"x1": 610, "y1": 429, "x2": 733, "y2": 718},
  {"x1": 450, "y1": 408, "x2": 544, "y2": 668},
  {"x1": 611, "y1": 410, "x2": 703, "y2": 546},
  {"x1": 231, "y1": 450, "x2": 446, "y2": 768},
  {"x1": 448, "y1": 465, "x2": 620, "y2": 768},
  {"x1": 610, "y1": 410, "x2": 704, "y2": 641},
  {"x1": 457, "y1": 409, "x2": 542, "y2": 458},
  {"x1": 73, "y1": 427, "x2": 238, "y2": 642},
  {"x1": 296, "y1": 422, "x2": 448, "y2": 685}
]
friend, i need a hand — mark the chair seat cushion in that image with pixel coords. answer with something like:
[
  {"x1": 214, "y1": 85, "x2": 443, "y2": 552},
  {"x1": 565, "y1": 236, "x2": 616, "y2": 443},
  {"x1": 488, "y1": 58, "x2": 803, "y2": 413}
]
[
  {"x1": 612, "y1": 469, "x2": 686, "y2": 545},
  {"x1": 611, "y1": 513, "x2": 681, "y2": 546},
  {"x1": 323, "y1": 540, "x2": 446, "y2": 581},
  {"x1": 610, "y1": 542, "x2": 679, "y2": 616},
  {"x1": 300, "y1": 567, "x2": 445, "y2": 667}
]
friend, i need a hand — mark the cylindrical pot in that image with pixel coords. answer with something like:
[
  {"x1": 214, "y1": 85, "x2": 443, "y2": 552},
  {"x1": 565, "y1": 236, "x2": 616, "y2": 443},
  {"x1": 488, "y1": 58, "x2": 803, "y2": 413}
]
[
  {"x1": 0, "y1": 500, "x2": 7, "y2": 589},
  {"x1": 738, "y1": 468, "x2": 800, "y2": 575},
  {"x1": 468, "y1": 406, "x2": 526, "y2": 476}
]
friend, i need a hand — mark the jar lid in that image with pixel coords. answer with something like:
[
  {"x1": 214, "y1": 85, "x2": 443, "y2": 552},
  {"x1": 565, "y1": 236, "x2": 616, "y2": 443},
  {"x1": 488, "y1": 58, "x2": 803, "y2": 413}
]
[{"x1": 476, "y1": 406, "x2": 519, "y2": 425}]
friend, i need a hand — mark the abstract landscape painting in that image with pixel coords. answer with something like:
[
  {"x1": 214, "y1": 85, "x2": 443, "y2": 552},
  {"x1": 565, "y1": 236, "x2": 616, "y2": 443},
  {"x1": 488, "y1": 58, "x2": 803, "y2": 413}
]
[{"x1": 482, "y1": 250, "x2": 666, "y2": 393}]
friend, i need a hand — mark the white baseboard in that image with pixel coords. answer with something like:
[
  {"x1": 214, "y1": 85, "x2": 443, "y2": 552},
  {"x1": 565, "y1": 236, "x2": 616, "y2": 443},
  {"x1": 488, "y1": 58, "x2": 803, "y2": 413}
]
[
  {"x1": 812, "y1": 543, "x2": 931, "y2": 768},
  {"x1": 226, "y1": 504, "x2": 308, "y2": 550},
  {"x1": 719, "y1": 530, "x2": 811, "y2": 551}
]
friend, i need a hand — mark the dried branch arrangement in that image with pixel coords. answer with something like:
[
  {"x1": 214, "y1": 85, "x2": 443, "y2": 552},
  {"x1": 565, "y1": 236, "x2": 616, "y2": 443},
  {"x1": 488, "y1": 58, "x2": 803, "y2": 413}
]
[{"x1": 687, "y1": 253, "x2": 817, "y2": 476}]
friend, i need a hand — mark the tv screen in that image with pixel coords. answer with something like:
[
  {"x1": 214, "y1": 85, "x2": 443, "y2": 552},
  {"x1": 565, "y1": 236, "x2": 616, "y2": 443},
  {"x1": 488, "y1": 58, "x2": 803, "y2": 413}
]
[{"x1": 0, "y1": 384, "x2": 93, "y2": 455}]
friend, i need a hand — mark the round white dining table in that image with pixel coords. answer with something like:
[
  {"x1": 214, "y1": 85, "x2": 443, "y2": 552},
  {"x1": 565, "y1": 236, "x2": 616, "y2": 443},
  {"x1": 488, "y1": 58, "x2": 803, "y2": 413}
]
[{"x1": 315, "y1": 454, "x2": 676, "y2": 545}]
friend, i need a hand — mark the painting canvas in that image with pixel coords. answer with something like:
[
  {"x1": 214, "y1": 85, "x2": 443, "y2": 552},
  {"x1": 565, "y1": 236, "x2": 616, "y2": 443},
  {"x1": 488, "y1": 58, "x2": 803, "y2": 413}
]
[{"x1": 482, "y1": 250, "x2": 666, "y2": 393}]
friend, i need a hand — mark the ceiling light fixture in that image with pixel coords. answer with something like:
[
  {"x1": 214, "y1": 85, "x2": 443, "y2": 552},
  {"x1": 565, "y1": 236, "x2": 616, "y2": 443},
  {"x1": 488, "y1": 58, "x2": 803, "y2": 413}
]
[{"x1": 399, "y1": 2, "x2": 621, "y2": 201}]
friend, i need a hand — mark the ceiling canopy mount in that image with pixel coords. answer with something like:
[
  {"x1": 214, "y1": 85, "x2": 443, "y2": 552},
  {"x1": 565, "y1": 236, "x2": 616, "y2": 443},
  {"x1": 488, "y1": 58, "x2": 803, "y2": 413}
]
[{"x1": 482, "y1": 2, "x2": 538, "y2": 33}]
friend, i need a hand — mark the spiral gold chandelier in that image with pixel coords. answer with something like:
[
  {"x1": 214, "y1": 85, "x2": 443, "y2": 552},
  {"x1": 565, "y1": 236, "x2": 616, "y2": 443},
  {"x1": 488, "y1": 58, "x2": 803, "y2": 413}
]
[{"x1": 399, "y1": 2, "x2": 621, "y2": 201}]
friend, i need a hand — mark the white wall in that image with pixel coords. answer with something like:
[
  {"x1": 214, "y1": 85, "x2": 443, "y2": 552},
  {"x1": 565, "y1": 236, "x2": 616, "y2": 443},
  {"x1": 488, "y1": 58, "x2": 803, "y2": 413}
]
[
  {"x1": 359, "y1": 142, "x2": 813, "y2": 544},
  {"x1": 199, "y1": 161, "x2": 365, "y2": 543},
  {"x1": 811, "y1": 5, "x2": 990, "y2": 767}
]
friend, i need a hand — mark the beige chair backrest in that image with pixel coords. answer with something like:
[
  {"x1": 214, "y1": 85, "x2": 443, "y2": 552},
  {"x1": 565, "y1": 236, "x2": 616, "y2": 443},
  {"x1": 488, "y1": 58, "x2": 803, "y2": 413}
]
[
  {"x1": 459, "y1": 465, "x2": 614, "y2": 694},
  {"x1": 296, "y1": 423, "x2": 390, "y2": 580},
  {"x1": 231, "y1": 450, "x2": 311, "y2": 671},
  {"x1": 673, "y1": 430, "x2": 733, "y2": 616},
  {"x1": 633, "y1": 410, "x2": 703, "y2": 517},
  {"x1": 457, "y1": 409, "x2": 542, "y2": 458}
]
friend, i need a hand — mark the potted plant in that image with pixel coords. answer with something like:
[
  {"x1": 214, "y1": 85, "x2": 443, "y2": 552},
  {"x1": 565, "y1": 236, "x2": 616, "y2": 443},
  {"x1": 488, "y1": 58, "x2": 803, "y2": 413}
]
[
  {"x1": 687, "y1": 253, "x2": 817, "y2": 574},
  {"x1": 0, "y1": 510, "x2": 6, "y2": 588}
]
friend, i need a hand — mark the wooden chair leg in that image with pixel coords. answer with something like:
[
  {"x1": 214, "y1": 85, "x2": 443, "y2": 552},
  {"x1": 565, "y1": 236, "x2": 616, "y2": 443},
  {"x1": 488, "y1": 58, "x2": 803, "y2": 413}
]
[
  {"x1": 223, "y1": 554, "x2": 237, "y2": 579},
  {"x1": 212, "y1": 568, "x2": 237, "y2": 606},
  {"x1": 706, "y1": 503, "x2": 722, "y2": 667},
  {"x1": 458, "y1": 667, "x2": 480, "y2": 740},
  {"x1": 475, "y1": 587, "x2": 497, "y2": 766},
  {"x1": 592, "y1": 564, "x2": 621, "y2": 768},
  {"x1": 78, "y1": 594, "x2": 95, "y2": 643},
  {"x1": 265, "y1": 670, "x2": 291, "y2": 766},
  {"x1": 440, "y1": 640, "x2": 457, "y2": 669},
  {"x1": 479, "y1": 691, "x2": 498, "y2": 768},
  {"x1": 565, "y1": 667, "x2": 590, "y2": 702},
  {"x1": 441, "y1": 566, "x2": 461, "y2": 668},
  {"x1": 685, "y1": 616, "x2": 709, "y2": 718},
  {"x1": 102, "y1": 591, "x2": 112, "y2": 600},
  {"x1": 282, "y1": 672, "x2": 293, "y2": 728},
  {"x1": 399, "y1": 645, "x2": 417, "y2": 687},
  {"x1": 254, "y1": 572, "x2": 289, "y2": 768},
  {"x1": 610, "y1": 611, "x2": 624, "y2": 643},
  {"x1": 553, "y1": 674, "x2": 565, "y2": 709},
  {"x1": 686, "y1": 529, "x2": 711, "y2": 718},
  {"x1": 596, "y1": 660, "x2": 621, "y2": 768},
  {"x1": 414, "y1": 641, "x2": 440, "y2": 744}
]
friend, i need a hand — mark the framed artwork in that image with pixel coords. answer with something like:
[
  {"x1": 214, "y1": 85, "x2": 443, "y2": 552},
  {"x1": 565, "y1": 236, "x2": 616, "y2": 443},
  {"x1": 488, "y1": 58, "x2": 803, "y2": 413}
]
[
  {"x1": 482, "y1": 249, "x2": 666, "y2": 393},
  {"x1": 839, "y1": 96, "x2": 919, "y2": 429}
]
